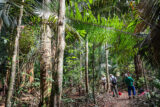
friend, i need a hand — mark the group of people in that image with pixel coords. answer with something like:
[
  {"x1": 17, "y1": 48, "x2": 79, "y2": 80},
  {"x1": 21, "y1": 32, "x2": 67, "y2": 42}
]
[{"x1": 101, "y1": 73, "x2": 136, "y2": 99}]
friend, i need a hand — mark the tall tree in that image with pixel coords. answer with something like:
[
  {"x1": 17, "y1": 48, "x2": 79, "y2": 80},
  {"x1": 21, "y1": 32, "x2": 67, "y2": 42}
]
[
  {"x1": 40, "y1": 0, "x2": 52, "y2": 105},
  {"x1": 85, "y1": 36, "x2": 89, "y2": 94},
  {"x1": 80, "y1": 47, "x2": 83, "y2": 83},
  {"x1": 50, "y1": 0, "x2": 66, "y2": 106},
  {"x1": 92, "y1": 43, "x2": 96, "y2": 104},
  {"x1": 6, "y1": 0, "x2": 24, "y2": 106},
  {"x1": 105, "y1": 43, "x2": 110, "y2": 92}
]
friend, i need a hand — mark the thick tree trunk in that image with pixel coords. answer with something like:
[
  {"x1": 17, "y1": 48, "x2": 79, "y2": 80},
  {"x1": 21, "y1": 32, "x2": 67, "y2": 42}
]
[
  {"x1": 85, "y1": 37, "x2": 89, "y2": 94},
  {"x1": 39, "y1": 0, "x2": 52, "y2": 106},
  {"x1": 40, "y1": 23, "x2": 52, "y2": 105},
  {"x1": 5, "y1": 1, "x2": 24, "y2": 106},
  {"x1": 134, "y1": 55, "x2": 149, "y2": 89},
  {"x1": 105, "y1": 43, "x2": 110, "y2": 92},
  {"x1": 142, "y1": 61, "x2": 149, "y2": 90},
  {"x1": 134, "y1": 55, "x2": 143, "y2": 81},
  {"x1": 40, "y1": 24, "x2": 52, "y2": 106}
]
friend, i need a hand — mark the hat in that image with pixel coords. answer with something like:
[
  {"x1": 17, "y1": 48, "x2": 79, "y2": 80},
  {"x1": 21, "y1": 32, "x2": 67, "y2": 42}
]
[{"x1": 124, "y1": 73, "x2": 128, "y2": 77}]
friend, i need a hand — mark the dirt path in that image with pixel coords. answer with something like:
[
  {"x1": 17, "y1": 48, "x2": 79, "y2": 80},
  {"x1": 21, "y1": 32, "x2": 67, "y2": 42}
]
[{"x1": 105, "y1": 91, "x2": 134, "y2": 107}]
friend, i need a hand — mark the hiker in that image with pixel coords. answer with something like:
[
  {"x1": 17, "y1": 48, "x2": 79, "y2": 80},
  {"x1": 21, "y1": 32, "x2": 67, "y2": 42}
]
[
  {"x1": 101, "y1": 75, "x2": 106, "y2": 91},
  {"x1": 110, "y1": 74, "x2": 119, "y2": 97},
  {"x1": 124, "y1": 73, "x2": 136, "y2": 99}
]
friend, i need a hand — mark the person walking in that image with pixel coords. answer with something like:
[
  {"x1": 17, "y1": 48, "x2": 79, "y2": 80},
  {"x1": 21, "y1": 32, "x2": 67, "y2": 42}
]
[
  {"x1": 124, "y1": 73, "x2": 136, "y2": 99},
  {"x1": 110, "y1": 74, "x2": 119, "y2": 97}
]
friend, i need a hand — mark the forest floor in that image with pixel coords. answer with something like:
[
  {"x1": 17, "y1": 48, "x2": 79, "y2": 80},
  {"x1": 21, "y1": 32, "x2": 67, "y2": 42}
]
[
  {"x1": 63, "y1": 88, "x2": 149, "y2": 107},
  {"x1": 102, "y1": 91, "x2": 134, "y2": 107},
  {"x1": 0, "y1": 89, "x2": 149, "y2": 107},
  {"x1": 95, "y1": 90, "x2": 149, "y2": 107}
]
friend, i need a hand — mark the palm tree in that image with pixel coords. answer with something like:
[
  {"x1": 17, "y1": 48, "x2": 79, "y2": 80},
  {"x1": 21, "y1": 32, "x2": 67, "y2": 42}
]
[{"x1": 39, "y1": 0, "x2": 52, "y2": 106}]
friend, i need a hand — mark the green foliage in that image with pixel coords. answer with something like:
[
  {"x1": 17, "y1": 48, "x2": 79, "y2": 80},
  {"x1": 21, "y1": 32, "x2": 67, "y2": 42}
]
[
  {"x1": 137, "y1": 77, "x2": 145, "y2": 88},
  {"x1": 64, "y1": 43, "x2": 83, "y2": 87},
  {"x1": 153, "y1": 78, "x2": 160, "y2": 89}
]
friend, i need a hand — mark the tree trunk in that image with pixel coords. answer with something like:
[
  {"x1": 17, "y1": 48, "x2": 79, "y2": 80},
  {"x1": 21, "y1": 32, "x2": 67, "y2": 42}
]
[
  {"x1": 105, "y1": 43, "x2": 110, "y2": 92},
  {"x1": 50, "y1": 0, "x2": 66, "y2": 106},
  {"x1": 79, "y1": 46, "x2": 83, "y2": 96},
  {"x1": 85, "y1": 36, "x2": 89, "y2": 94},
  {"x1": 92, "y1": 43, "x2": 96, "y2": 104},
  {"x1": 0, "y1": 18, "x2": 3, "y2": 31},
  {"x1": 28, "y1": 63, "x2": 34, "y2": 93},
  {"x1": 142, "y1": 61, "x2": 149, "y2": 90},
  {"x1": 134, "y1": 55, "x2": 143, "y2": 81},
  {"x1": 5, "y1": 1, "x2": 24, "y2": 106},
  {"x1": 50, "y1": 38, "x2": 57, "y2": 107},
  {"x1": 40, "y1": 0, "x2": 52, "y2": 106}
]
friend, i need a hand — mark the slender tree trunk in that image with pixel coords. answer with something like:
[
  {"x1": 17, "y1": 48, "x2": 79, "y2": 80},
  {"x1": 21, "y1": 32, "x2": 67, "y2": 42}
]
[
  {"x1": 105, "y1": 43, "x2": 110, "y2": 92},
  {"x1": 50, "y1": 0, "x2": 66, "y2": 106},
  {"x1": 6, "y1": 1, "x2": 24, "y2": 106},
  {"x1": 97, "y1": 46, "x2": 101, "y2": 92},
  {"x1": 17, "y1": 44, "x2": 20, "y2": 87},
  {"x1": 92, "y1": 43, "x2": 96, "y2": 104},
  {"x1": 85, "y1": 36, "x2": 89, "y2": 94},
  {"x1": 50, "y1": 39, "x2": 57, "y2": 107},
  {"x1": 80, "y1": 50, "x2": 83, "y2": 84},
  {"x1": 40, "y1": 0, "x2": 52, "y2": 105},
  {"x1": 0, "y1": 18, "x2": 3, "y2": 31},
  {"x1": 56, "y1": 0, "x2": 66, "y2": 105},
  {"x1": 79, "y1": 47, "x2": 83, "y2": 96}
]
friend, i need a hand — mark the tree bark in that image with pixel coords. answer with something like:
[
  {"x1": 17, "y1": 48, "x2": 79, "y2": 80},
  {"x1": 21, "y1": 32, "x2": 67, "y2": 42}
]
[
  {"x1": 5, "y1": 0, "x2": 24, "y2": 106},
  {"x1": 50, "y1": 0, "x2": 66, "y2": 106},
  {"x1": 85, "y1": 36, "x2": 89, "y2": 94},
  {"x1": 105, "y1": 43, "x2": 110, "y2": 92},
  {"x1": 142, "y1": 61, "x2": 149, "y2": 90},
  {"x1": 134, "y1": 55, "x2": 143, "y2": 81},
  {"x1": 40, "y1": 0, "x2": 52, "y2": 106},
  {"x1": 92, "y1": 43, "x2": 96, "y2": 104},
  {"x1": 98, "y1": 46, "x2": 101, "y2": 92},
  {"x1": 50, "y1": 39, "x2": 57, "y2": 107},
  {"x1": 79, "y1": 46, "x2": 83, "y2": 96},
  {"x1": 0, "y1": 18, "x2": 3, "y2": 31}
]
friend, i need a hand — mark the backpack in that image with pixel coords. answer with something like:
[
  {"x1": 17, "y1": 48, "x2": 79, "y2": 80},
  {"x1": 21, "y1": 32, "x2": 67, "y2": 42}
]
[{"x1": 112, "y1": 77, "x2": 117, "y2": 85}]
